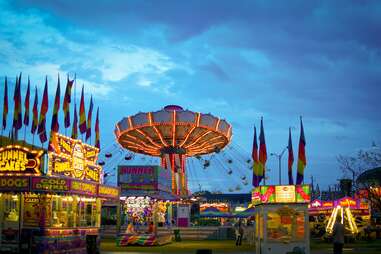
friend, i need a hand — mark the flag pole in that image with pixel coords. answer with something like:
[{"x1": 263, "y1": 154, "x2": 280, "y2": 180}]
[{"x1": 23, "y1": 125, "x2": 26, "y2": 143}]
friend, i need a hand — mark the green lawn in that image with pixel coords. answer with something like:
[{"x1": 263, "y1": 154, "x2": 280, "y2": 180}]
[
  {"x1": 101, "y1": 239, "x2": 252, "y2": 253},
  {"x1": 101, "y1": 238, "x2": 381, "y2": 254}
]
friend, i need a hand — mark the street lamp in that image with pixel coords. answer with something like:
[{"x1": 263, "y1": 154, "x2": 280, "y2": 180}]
[{"x1": 270, "y1": 146, "x2": 288, "y2": 185}]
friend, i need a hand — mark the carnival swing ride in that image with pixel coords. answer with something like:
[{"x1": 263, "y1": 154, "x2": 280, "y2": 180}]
[{"x1": 99, "y1": 105, "x2": 256, "y2": 195}]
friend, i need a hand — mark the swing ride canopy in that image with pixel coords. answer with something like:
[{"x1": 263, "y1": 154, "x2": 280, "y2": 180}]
[{"x1": 114, "y1": 105, "x2": 232, "y2": 157}]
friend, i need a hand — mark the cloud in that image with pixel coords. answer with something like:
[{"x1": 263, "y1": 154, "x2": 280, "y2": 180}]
[
  {"x1": 0, "y1": 1, "x2": 178, "y2": 97},
  {"x1": 1, "y1": 0, "x2": 381, "y2": 191}
]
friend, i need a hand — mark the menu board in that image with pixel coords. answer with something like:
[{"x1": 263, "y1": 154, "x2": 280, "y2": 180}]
[
  {"x1": 48, "y1": 134, "x2": 101, "y2": 183},
  {"x1": 252, "y1": 185, "x2": 310, "y2": 204},
  {"x1": 275, "y1": 185, "x2": 295, "y2": 203}
]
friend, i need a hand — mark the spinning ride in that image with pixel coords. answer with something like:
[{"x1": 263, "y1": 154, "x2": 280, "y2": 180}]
[{"x1": 114, "y1": 105, "x2": 232, "y2": 196}]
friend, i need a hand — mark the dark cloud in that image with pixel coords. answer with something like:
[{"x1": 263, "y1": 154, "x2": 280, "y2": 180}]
[{"x1": 2, "y1": 0, "x2": 380, "y2": 189}]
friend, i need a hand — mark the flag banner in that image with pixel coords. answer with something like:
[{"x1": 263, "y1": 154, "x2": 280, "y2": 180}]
[
  {"x1": 2, "y1": 76, "x2": 8, "y2": 130},
  {"x1": 288, "y1": 128, "x2": 294, "y2": 185},
  {"x1": 13, "y1": 74, "x2": 22, "y2": 131},
  {"x1": 85, "y1": 96, "x2": 93, "y2": 141},
  {"x1": 50, "y1": 76, "x2": 60, "y2": 133},
  {"x1": 79, "y1": 86, "x2": 87, "y2": 134},
  {"x1": 94, "y1": 107, "x2": 100, "y2": 149},
  {"x1": 49, "y1": 76, "x2": 61, "y2": 151},
  {"x1": 258, "y1": 117, "x2": 267, "y2": 185},
  {"x1": 31, "y1": 87, "x2": 38, "y2": 134},
  {"x1": 296, "y1": 117, "x2": 306, "y2": 184},
  {"x1": 71, "y1": 103, "x2": 78, "y2": 139},
  {"x1": 63, "y1": 76, "x2": 74, "y2": 128},
  {"x1": 252, "y1": 126, "x2": 260, "y2": 187},
  {"x1": 23, "y1": 77, "x2": 30, "y2": 126},
  {"x1": 38, "y1": 77, "x2": 48, "y2": 143}
]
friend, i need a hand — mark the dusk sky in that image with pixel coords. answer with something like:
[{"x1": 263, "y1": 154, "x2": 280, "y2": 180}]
[{"x1": 0, "y1": 0, "x2": 380, "y2": 192}]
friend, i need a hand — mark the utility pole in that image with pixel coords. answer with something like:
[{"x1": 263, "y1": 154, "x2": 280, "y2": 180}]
[{"x1": 270, "y1": 146, "x2": 288, "y2": 185}]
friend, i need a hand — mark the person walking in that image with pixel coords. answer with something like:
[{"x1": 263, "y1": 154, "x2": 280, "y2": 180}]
[
  {"x1": 235, "y1": 222, "x2": 244, "y2": 246},
  {"x1": 332, "y1": 215, "x2": 345, "y2": 254}
]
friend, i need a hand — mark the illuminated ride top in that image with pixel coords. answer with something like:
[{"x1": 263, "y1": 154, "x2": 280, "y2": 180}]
[{"x1": 114, "y1": 105, "x2": 232, "y2": 196}]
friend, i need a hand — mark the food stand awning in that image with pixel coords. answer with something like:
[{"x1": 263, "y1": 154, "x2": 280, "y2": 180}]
[
  {"x1": 232, "y1": 206, "x2": 255, "y2": 218},
  {"x1": 200, "y1": 207, "x2": 232, "y2": 218}
]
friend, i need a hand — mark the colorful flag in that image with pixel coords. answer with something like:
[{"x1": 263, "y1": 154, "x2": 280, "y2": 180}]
[
  {"x1": 252, "y1": 126, "x2": 260, "y2": 187},
  {"x1": 2, "y1": 76, "x2": 8, "y2": 130},
  {"x1": 79, "y1": 85, "x2": 87, "y2": 134},
  {"x1": 49, "y1": 76, "x2": 61, "y2": 152},
  {"x1": 13, "y1": 74, "x2": 22, "y2": 131},
  {"x1": 63, "y1": 75, "x2": 74, "y2": 128},
  {"x1": 50, "y1": 76, "x2": 60, "y2": 133},
  {"x1": 85, "y1": 96, "x2": 93, "y2": 141},
  {"x1": 23, "y1": 76, "x2": 30, "y2": 126},
  {"x1": 71, "y1": 103, "x2": 78, "y2": 139},
  {"x1": 296, "y1": 117, "x2": 306, "y2": 184},
  {"x1": 258, "y1": 117, "x2": 267, "y2": 185},
  {"x1": 38, "y1": 77, "x2": 48, "y2": 143},
  {"x1": 31, "y1": 87, "x2": 38, "y2": 134},
  {"x1": 94, "y1": 107, "x2": 100, "y2": 149},
  {"x1": 288, "y1": 128, "x2": 294, "y2": 185}
]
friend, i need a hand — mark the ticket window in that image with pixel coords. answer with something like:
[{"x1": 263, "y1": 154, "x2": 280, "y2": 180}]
[
  {"x1": 266, "y1": 206, "x2": 306, "y2": 243},
  {"x1": 78, "y1": 198, "x2": 98, "y2": 227},
  {"x1": 0, "y1": 194, "x2": 20, "y2": 228},
  {"x1": 51, "y1": 195, "x2": 78, "y2": 228}
]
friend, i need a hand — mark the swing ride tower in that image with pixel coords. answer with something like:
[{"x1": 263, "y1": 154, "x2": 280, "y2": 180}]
[{"x1": 114, "y1": 105, "x2": 232, "y2": 196}]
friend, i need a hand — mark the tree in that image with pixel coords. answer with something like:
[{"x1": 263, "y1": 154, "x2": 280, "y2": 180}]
[{"x1": 337, "y1": 144, "x2": 381, "y2": 213}]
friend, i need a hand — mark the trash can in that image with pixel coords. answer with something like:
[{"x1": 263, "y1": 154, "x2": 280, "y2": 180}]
[{"x1": 174, "y1": 229, "x2": 181, "y2": 242}]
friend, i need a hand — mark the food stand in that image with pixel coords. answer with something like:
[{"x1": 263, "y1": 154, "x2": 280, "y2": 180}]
[
  {"x1": 253, "y1": 185, "x2": 311, "y2": 254},
  {"x1": 0, "y1": 134, "x2": 120, "y2": 254},
  {"x1": 117, "y1": 165, "x2": 177, "y2": 246}
]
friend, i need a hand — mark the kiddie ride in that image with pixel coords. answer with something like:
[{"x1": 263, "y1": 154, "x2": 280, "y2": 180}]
[
  {"x1": 253, "y1": 185, "x2": 311, "y2": 254},
  {"x1": 309, "y1": 197, "x2": 370, "y2": 240}
]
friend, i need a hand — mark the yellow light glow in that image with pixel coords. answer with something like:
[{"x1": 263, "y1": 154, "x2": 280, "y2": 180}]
[
  {"x1": 184, "y1": 130, "x2": 212, "y2": 149},
  {"x1": 179, "y1": 126, "x2": 196, "y2": 147},
  {"x1": 135, "y1": 129, "x2": 162, "y2": 148},
  {"x1": 172, "y1": 110, "x2": 176, "y2": 147}
]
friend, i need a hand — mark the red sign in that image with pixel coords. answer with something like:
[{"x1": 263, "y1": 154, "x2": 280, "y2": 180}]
[
  {"x1": 322, "y1": 201, "x2": 334, "y2": 208},
  {"x1": 339, "y1": 197, "x2": 357, "y2": 207}
]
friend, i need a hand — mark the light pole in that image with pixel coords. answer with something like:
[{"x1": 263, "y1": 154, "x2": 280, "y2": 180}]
[{"x1": 270, "y1": 147, "x2": 288, "y2": 185}]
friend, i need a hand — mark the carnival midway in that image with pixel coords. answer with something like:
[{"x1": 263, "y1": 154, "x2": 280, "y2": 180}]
[{"x1": 0, "y1": 74, "x2": 380, "y2": 254}]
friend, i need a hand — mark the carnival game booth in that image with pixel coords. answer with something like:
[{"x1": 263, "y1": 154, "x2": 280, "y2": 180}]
[
  {"x1": 0, "y1": 135, "x2": 120, "y2": 254},
  {"x1": 198, "y1": 203, "x2": 232, "y2": 226},
  {"x1": 253, "y1": 185, "x2": 311, "y2": 254},
  {"x1": 309, "y1": 197, "x2": 370, "y2": 238},
  {"x1": 117, "y1": 165, "x2": 177, "y2": 246}
]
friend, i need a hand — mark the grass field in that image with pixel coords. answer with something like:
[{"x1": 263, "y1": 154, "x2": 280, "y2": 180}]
[{"x1": 100, "y1": 238, "x2": 381, "y2": 254}]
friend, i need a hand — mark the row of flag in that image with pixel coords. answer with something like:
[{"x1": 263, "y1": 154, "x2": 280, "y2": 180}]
[
  {"x1": 1, "y1": 73, "x2": 100, "y2": 150},
  {"x1": 252, "y1": 117, "x2": 306, "y2": 186}
]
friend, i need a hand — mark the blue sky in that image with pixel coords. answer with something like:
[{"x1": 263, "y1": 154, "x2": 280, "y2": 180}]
[{"x1": 0, "y1": 0, "x2": 380, "y2": 192}]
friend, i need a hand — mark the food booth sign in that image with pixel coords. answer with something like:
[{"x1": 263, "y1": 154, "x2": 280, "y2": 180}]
[
  {"x1": 70, "y1": 179, "x2": 97, "y2": 196},
  {"x1": 48, "y1": 134, "x2": 101, "y2": 182},
  {"x1": 98, "y1": 185, "x2": 120, "y2": 199},
  {"x1": 0, "y1": 145, "x2": 43, "y2": 175},
  {"x1": 31, "y1": 176, "x2": 70, "y2": 192},
  {"x1": 0, "y1": 176, "x2": 30, "y2": 191},
  {"x1": 252, "y1": 185, "x2": 311, "y2": 205},
  {"x1": 118, "y1": 165, "x2": 157, "y2": 191}
]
